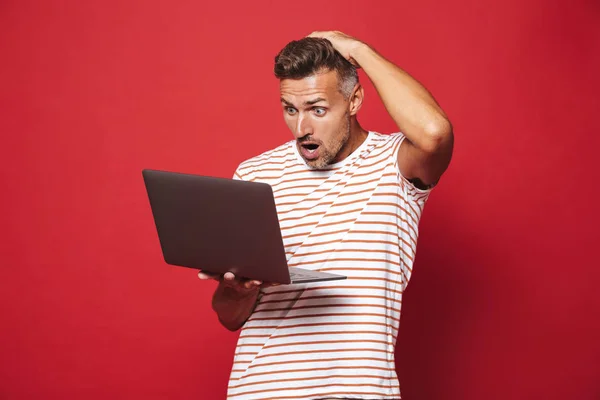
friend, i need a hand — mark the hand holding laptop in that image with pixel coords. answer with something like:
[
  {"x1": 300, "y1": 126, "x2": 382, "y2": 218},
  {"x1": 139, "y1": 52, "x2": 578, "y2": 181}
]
[{"x1": 197, "y1": 269, "x2": 280, "y2": 290}]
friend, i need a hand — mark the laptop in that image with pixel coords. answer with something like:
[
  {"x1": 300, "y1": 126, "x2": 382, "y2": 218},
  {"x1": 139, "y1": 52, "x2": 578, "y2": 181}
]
[{"x1": 142, "y1": 169, "x2": 346, "y2": 284}]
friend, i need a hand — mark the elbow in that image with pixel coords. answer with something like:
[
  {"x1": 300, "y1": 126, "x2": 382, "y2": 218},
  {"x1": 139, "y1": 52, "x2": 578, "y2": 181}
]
[
  {"x1": 212, "y1": 298, "x2": 242, "y2": 331},
  {"x1": 218, "y1": 315, "x2": 243, "y2": 332},
  {"x1": 224, "y1": 323, "x2": 242, "y2": 332},
  {"x1": 421, "y1": 117, "x2": 453, "y2": 154}
]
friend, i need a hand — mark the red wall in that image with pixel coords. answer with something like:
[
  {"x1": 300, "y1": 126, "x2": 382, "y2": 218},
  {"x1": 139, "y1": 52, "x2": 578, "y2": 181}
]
[{"x1": 1, "y1": 1, "x2": 599, "y2": 399}]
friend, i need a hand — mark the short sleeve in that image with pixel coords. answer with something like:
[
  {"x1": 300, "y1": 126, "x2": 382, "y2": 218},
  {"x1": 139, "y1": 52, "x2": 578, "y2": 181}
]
[
  {"x1": 232, "y1": 162, "x2": 255, "y2": 182},
  {"x1": 391, "y1": 132, "x2": 435, "y2": 205},
  {"x1": 232, "y1": 166, "x2": 245, "y2": 181}
]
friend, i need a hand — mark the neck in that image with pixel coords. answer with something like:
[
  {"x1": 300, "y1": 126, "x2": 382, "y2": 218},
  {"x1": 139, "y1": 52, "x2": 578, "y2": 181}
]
[
  {"x1": 350, "y1": 118, "x2": 368, "y2": 144},
  {"x1": 334, "y1": 118, "x2": 368, "y2": 163}
]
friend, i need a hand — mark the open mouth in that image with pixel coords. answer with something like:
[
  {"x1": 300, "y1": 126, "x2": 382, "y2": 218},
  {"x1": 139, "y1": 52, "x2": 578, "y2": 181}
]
[{"x1": 299, "y1": 142, "x2": 320, "y2": 160}]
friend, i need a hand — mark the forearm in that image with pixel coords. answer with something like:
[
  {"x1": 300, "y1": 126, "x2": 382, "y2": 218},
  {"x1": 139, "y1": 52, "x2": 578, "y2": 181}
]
[
  {"x1": 212, "y1": 282, "x2": 260, "y2": 331},
  {"x1": 351, "y1": 42, "x2": 452, "y2": 151}
]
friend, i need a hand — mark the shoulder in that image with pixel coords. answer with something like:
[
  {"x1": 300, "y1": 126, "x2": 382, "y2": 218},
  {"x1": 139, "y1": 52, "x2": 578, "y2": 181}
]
[
  {"x1": 364, "y1": 131, "x2": 407, "y2": 159},
  {"x1": 234, "y1": 140, "x2": 295, "y2": 181},
  {"x1": 384, "y1": 131, "x2": 407, "y2": 147},
  {"x1": 368, "y1": 131, "x2": 406, "y2": 148}
]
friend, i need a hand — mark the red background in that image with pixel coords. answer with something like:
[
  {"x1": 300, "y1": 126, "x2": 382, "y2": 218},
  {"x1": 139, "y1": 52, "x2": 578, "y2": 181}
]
[{"x1": 1, "y1": 1, "x2": 599, "y2": 399}]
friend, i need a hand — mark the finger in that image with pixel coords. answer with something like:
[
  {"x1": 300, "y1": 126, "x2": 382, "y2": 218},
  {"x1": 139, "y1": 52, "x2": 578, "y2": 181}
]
[
  {"x1": 223, "y1": 272, "x2": 235, "y2": 281},
  {"x1": 198, "y1": 271, "x2": 209, "y2": 279},
  {"x1": 349, "y1": 58, "x2": 361, "y2": 68},
  {"x1": 308, "y1": 31, "x2": 326, "y2": 38},
  {"x1": 242, "y1": 280, "x2": 262, "y2": 289},
  {"x1": 198, "y1": 271, "x2": 217, "y2": 280},
  {"x1": 260, "y1": 281, "x2": 281, "y2": 288}
]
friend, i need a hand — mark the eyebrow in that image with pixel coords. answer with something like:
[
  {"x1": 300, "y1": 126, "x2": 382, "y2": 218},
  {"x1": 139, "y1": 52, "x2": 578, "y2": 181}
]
[{"x1": 281, "y1": 97, "x2": 327, "y2": 107}]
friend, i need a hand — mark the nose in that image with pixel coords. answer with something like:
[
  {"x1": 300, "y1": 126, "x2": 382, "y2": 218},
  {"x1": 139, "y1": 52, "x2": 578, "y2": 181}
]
[{"x1": 294, "y1": 112, "x2": 313, "y2": 139}]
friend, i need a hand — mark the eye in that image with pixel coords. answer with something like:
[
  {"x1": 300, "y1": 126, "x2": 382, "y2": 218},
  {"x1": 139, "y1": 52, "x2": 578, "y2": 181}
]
[
  {"x1": 313, "y1": 107, "x2": 326, "y2": 116},
  {"x1": 285, "y1": 107, "x2": 297, "y2": 115}
]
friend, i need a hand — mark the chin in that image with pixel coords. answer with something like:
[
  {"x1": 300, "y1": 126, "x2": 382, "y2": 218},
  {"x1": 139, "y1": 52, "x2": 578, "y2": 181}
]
[
  {"x1": 305, "y1": 156, "x2": 332, "y2": 170},
  {"x1": 305, "y1": 160, "x2": 323, "y2": 169}
]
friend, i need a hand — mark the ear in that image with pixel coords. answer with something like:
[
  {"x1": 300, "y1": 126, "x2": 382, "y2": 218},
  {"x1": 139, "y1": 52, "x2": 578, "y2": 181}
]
[{"x1": 348, "y1": 83, "x2": 364, "y2": 116}]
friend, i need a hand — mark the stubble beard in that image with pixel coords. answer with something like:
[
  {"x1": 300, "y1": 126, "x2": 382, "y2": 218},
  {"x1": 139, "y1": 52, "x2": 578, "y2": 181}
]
[{"x1": 305, "y1": 114, "x2": 351, "y2": 170}]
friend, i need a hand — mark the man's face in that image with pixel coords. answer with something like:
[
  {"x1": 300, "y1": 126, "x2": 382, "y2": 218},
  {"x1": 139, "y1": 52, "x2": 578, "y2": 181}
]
[{"x1": 280, "y1": 70, "x2": 352, "y2": 169}]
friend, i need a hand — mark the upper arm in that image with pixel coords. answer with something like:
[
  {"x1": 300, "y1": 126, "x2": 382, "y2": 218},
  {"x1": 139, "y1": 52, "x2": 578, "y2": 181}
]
[{"x1": 396, "y1": 128, "x2": 454, "y2": 190}]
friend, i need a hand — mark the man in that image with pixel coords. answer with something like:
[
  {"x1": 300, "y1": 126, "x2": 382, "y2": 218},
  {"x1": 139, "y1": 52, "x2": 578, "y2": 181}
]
[{"x1": 198, "y1": 31, "x2": 453, "y2": 400}]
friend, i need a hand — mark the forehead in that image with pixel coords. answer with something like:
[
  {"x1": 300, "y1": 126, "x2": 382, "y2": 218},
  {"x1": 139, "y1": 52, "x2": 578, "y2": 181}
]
[{"x1": 279, "y1": 70, "x2": 342, "y2": 102}]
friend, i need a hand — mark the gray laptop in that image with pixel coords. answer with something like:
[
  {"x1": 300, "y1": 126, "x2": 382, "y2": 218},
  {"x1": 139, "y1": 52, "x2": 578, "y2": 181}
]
[{"x1": 142, "y1": 169, "x2": 346, "y2": 284}]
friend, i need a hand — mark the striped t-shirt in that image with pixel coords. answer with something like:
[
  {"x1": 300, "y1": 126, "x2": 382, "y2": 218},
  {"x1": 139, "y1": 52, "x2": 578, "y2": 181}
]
[{"x1": 227, "y1": 131, "x2": 433, "y2": 400}]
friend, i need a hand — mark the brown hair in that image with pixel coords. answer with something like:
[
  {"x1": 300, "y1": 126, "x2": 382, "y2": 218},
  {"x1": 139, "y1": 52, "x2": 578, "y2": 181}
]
[{"x1": 274, "y1": 37, "x2": 358, "y2": 98}]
